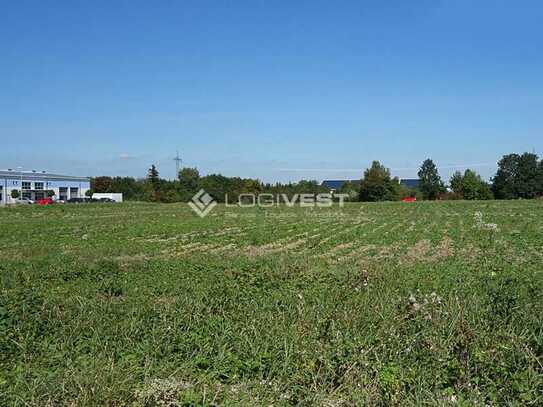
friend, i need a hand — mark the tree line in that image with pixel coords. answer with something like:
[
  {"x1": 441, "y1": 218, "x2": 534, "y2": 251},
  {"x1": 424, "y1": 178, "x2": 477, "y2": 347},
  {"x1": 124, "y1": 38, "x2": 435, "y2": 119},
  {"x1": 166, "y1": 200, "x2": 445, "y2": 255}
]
[
  {"x1": 348, "y1": 152, "x2": 543, "y2": 201},
  {"x1": 90, "y1": 165, "x2": 328, "y2": 203},
  {"x1": 90, "y1": 152, "x2": 543, "y2": 203}
]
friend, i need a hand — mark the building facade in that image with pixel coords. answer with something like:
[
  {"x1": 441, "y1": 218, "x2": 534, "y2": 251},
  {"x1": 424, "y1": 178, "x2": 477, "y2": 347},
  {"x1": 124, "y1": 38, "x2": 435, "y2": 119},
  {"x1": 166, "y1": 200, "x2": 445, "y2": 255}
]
[{"x1": 0, "y1": 170, "x2": 90, "y2": 204}]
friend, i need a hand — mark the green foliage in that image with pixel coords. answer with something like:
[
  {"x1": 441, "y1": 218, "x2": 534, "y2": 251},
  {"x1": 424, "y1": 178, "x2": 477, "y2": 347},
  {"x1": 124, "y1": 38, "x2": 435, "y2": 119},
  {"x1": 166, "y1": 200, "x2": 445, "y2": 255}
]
[
  {"x1": 10, "y1": 189, "x2": 19, "y2": 199},
  {"x1": 178, "y1": 167, "x2": 200, "y2": 193},
  {"x1": 359, "y1": 161, "x2": 400, "y2": 201},
  {"x1": 449, "y1": 169, "x2": 494, "y2": 200},
  {"x1": 492, "y1": 153, "x2": 543, "y2": 199},
  {"x1": 91, "y1": 176, "x2": 147, "y2": 200},
  {"x1": 147, "y1": 164, "x2": 161, "y2": 202},
  {"x1": 449, "y1": 171, "x2": 463, "y2": 195},
  {"x1": 339, "y1": 180, "x2": 361, "y2": 201},
  {"x1": 92, "y1": 166, "x2": 329, "y2": 204},
  {"x1": 418, "y1": 158, "x2": 446, "y2": 200}
]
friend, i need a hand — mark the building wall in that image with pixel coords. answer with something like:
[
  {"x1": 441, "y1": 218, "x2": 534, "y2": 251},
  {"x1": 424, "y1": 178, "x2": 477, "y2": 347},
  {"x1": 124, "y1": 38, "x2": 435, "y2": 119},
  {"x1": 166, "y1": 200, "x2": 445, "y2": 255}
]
[{"x1": 0, "y1": 177, "x2": 90, "y2": 204}]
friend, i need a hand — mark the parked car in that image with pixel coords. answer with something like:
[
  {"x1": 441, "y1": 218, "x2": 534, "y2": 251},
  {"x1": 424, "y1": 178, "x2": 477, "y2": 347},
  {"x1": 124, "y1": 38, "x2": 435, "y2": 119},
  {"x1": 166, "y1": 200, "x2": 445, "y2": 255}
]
[
  {"x1": 99, "y1": 197, "x2": 115, "y2": 203},
  {"x1": 36, "y1": 198, "x2": 55, "y2": 206},
  {"x1": 14, "y1": 198, "x2": 34, "y2": 205}
]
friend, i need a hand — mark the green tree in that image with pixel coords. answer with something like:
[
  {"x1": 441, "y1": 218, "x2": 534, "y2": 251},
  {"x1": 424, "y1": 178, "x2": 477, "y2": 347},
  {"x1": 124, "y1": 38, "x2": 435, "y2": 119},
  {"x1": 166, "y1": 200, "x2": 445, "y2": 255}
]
[
  {"x1": 147, "y1": 164, "x2": 160, "y2": 202},
  {"x1": 462, "y1": 169, "x2": 484, "y2": 200},
  {"x1": 11, "y1": 189, "x2": 20, "y2": 199},
  {"x1": 449, "y1": 171, "x2": 464, "y2": 195},
  {"x1": 359, "y1": 161, "x2": 400, "y2": 202},
  {"x1": 492, "y1": 154, "x2": 519, "y2": 199},
  {"x1": 178, "y1": 167, "x2": 200, "y2": 193},
  {"x1": 418, "y1": 159, "x2": 445, "y2": 200},
  {"x1": 448, "y1": 169, "x2": 493, "y2": 200},
  {"x1": 243, "y1": 179, "x2": 263, "y2": 194},
  {"x1": 339, "y1": 181, "x2": 361, "y2": 201},
  {"x1": 516, "y1": 153, "x2": 541, "y2": 198},
  {"x1": 492, "y1": 153, "x2": 542, "y2": 199}
]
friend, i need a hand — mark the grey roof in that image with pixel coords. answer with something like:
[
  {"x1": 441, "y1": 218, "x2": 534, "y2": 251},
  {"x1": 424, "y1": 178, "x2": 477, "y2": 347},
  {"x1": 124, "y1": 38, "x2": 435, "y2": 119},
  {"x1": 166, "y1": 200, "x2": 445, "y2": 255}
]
[
  {"x1": 400, "y1": 179, "x2": 420, "y2": 188},
  {"x1": 0, "y1": 170, "x2": 89, "y2": 182}
]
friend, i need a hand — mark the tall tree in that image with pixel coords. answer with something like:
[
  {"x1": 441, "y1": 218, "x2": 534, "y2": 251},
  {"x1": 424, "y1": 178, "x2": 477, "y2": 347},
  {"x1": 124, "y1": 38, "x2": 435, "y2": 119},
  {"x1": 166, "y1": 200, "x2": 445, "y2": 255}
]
[
  {"x1": 462, "y1": 169, "x2": 492, "y2": 200},
  {"x1": 449, "y1": 169, "x2": 493, "y2": 200},
  {"x1": 492, "y1": 153, "x2": 542, "y2": 199},
  {"x1": 147, "y1": 164, "x2": 160, "y2": 201},
  {"x1": 516, "y1": 153, "x2": 541, "y2": 198},
  {"x1": 449, "y1": 171, "x2": 464, "y2": 195},
  {"x1": 359, "y1": 161, "x2": 400, "y2": 202},
  {"x1": 492, "y1": 154, "x2": 519, "y2": 199},
  {"x1": 418, "y1": 159, "x2": 445, "y2": 200},
  {"x1": 178, "y1": 167, "x2": 200, "y2": 193}
]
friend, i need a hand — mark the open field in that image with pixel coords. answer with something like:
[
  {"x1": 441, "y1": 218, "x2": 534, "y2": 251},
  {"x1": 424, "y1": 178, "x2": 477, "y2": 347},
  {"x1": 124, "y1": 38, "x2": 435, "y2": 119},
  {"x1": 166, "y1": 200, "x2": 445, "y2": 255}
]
[{"x1": 1, "y1": 201, "x2": 542, "y2": 405}]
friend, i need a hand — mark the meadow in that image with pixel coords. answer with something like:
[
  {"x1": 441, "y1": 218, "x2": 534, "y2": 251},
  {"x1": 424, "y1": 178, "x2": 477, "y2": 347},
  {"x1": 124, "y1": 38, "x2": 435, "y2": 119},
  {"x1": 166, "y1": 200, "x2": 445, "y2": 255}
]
[{"x1": 1, "y1": 201, "x2": 542, "y2": 406}]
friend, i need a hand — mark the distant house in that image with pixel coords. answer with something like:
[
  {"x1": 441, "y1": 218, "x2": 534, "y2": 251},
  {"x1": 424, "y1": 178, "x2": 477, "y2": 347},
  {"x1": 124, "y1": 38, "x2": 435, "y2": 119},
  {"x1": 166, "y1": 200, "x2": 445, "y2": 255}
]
[
  {"x1": 399, "y1": 179, "x2": 420, "y2": 189},
  {"x1": 321, "y1": 180, "x2": 360, "y2": 192}
]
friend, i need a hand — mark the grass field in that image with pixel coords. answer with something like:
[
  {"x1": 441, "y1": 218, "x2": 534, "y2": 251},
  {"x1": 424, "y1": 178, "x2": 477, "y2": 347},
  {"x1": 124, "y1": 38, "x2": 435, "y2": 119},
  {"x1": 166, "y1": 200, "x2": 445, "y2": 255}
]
[{"x1": 1, "y1": 201, "x2": 542, "y2": 405}]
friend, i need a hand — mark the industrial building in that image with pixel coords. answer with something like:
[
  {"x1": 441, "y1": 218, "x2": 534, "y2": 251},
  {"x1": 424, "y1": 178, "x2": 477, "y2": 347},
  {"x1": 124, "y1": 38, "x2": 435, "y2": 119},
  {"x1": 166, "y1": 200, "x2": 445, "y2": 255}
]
[
  {"x1": 0, "y1": 170, "x2": 90, "y2": 205},
  {"x1": 322, "y1": 178, "x2": 421, "y2": 192}
]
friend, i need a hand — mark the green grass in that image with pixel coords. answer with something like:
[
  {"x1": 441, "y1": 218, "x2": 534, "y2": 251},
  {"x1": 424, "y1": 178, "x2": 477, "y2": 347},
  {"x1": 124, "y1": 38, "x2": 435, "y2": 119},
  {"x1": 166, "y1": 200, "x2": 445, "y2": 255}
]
[{"x1": 1, "y1": 201, "x2": 542, "y2": 405}]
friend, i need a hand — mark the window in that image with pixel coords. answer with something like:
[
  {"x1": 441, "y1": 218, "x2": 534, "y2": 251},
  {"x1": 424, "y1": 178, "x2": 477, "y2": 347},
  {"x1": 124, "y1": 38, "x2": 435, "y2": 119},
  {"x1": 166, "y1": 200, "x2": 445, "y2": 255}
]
[
  {"x1": 35, "y1": 182, "x2": 44, "y2": 190},
  {"x1": 59, "y1": 187, "x2": 68, "y2": 201},
  {"x1": 0, "y1": 186, "x2": 3, "y2": 203},
  {"x1": 22, "y1": 191, "x2": 32, "y2": 200},
  {"x1": 70, "y1": 187, "x2": 79, "y2": 198},
  {"x1": 22, "y1": 182, "x2": 31, "y2": 190},
  {"x1": 35, "y1": 191, "x2": 45, "y2": 200}
]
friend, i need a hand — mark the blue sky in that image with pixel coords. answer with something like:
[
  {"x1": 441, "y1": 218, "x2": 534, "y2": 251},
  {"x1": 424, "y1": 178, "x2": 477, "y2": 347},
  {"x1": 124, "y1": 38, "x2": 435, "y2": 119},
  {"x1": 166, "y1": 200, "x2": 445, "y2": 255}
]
[{"x1": 1, "y1": 0, "x2": 542, "y2": 182}]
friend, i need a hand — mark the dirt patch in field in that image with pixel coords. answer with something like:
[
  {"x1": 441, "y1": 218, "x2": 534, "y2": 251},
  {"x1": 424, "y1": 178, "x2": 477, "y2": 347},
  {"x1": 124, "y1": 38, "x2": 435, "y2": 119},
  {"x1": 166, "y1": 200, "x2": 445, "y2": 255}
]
[
  {"x1": 317, "y1": 242, "x2": 356, "y2": 259},
  {"x1": 436, "y1": 236, "x2": 454, "y2": 259},
  {"x1": 325, "y1": 244, "x2": 377, "y2": 264},
  {"x1": 244, "y1": 238, "x2": 307, "y2": 257},
  {"x1": 115, "y1": 253, "x2": 153, "y2": 266},
  {"x1": 403, "y1": 237, "x2": 454, "y2": 264}
]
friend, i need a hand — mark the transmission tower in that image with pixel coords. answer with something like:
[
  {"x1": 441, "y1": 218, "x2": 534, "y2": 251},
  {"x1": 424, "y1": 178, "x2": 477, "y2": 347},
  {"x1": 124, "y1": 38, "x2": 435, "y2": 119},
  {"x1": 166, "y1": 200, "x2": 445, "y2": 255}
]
[{"x1": 173, "y1": 150, "x2": 182, "y2": 176}]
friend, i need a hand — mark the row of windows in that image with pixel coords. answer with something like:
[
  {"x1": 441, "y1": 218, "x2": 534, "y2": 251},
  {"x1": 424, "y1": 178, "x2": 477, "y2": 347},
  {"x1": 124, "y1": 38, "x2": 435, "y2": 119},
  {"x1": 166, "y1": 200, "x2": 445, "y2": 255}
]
[
  {"x1": 8, "y1": 181, "x2": 48, "y2": 189},
  {"x1": 1, "y1": 186, "x2": 80, "y2": 203}
]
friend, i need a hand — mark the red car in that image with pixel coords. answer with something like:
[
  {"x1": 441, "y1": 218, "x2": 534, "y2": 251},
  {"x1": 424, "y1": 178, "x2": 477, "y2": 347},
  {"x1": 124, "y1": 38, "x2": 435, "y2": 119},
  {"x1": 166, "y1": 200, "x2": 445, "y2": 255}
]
[
  {"x1": 402, "y1": 196, "x2": 417, "y2": 202},
  {"x1": 36, "y1": 197, "x2": 55, "y2": 206}
]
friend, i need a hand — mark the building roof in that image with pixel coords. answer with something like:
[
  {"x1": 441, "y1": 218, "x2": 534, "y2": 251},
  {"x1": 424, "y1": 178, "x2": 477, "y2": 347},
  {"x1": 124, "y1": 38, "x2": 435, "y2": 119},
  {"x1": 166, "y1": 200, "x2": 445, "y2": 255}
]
[
  {"x1": 400, "y1": 179, "x2": 420, "y2": 189},
  {"x1": 321, "y1": 180, "x2": 360, "y2": 190},
  {"x1": 0, "y1": 170, "x2": 90, "y2": 182}
]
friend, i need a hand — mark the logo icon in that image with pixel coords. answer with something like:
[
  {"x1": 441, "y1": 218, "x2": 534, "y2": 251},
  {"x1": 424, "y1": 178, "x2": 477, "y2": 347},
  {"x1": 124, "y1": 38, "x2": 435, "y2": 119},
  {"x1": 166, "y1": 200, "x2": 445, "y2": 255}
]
[{"x1": 188, "y1": 189, "x2": 217, "y2": 217}]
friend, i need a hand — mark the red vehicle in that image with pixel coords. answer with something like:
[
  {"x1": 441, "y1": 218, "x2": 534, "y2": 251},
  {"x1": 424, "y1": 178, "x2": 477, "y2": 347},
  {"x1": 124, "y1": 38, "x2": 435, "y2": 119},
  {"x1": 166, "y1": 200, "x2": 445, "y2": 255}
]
[
  {"x1": 36, "y1": 197, "x2": 55, "y2": 206},
  {"x1": 402, "y1": 196, "x2": 417, "y2": 202}
]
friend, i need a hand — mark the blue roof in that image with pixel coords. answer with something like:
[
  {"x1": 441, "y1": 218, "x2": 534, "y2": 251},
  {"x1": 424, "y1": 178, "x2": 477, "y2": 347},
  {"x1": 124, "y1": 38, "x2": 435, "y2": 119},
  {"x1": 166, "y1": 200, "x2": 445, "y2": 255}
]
[
  {"x1": 400, "y1": 179, "x2": 420, "y2": 188},
  {"x1": 321, "y1": 180, "x2": 359, "y2": 189}
]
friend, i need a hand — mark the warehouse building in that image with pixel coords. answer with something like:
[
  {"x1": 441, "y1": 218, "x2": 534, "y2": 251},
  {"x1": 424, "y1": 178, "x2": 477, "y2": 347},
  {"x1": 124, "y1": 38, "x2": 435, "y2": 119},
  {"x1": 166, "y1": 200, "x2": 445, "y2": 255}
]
[{"x1": 0, "y1": 169, "x2": 90, "y2": 205}]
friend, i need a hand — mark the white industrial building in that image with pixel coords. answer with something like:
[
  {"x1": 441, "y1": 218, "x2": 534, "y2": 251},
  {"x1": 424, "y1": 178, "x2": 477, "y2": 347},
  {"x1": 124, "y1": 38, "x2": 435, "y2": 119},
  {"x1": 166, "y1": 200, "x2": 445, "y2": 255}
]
[{"x1": 0, "y1": 169, "x2": 90, "y2": 205}]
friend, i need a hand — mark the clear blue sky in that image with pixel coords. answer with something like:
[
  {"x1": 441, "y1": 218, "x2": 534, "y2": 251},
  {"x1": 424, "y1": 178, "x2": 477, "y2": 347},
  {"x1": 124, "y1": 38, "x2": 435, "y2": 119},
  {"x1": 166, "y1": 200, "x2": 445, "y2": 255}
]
[{"x1": 1, "y1": 0, "x2": 542, "y2": 182}]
